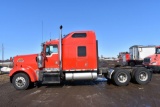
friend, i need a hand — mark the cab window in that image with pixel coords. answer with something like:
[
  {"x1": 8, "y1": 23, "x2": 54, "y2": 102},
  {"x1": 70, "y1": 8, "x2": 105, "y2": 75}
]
[{"x1": 46, "y1": 45, "x2": 58, "y2": 55}]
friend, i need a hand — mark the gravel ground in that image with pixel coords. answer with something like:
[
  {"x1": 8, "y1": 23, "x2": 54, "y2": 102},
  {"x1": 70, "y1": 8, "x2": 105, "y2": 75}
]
[
  {"x1": 0, "y1": 74, "x2": 160, "y2": 107},
  {"x1": 0, "y1": 74, "x2": 9, "y2": 85}
]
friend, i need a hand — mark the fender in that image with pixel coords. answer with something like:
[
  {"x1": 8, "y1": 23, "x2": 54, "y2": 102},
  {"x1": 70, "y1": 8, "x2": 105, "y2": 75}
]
[
  {"x1": 107, "y1": 69, "x2": 114, "y2": 79},
  {"x1": 9, "y1": 66, "x2": 38, "y2": 82}
]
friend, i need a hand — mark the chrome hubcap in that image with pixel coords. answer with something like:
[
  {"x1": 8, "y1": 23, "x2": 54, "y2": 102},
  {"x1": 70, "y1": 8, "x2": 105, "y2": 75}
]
[
  {"x1": 139, "y1": 72, "x2": 148, "y2": 81},
  {"x1": 15, "y1": 77, "x2": 26, "y2": 88},
  {"x1": 118, "y1": 73, "x2": 128, "y2": 83}
]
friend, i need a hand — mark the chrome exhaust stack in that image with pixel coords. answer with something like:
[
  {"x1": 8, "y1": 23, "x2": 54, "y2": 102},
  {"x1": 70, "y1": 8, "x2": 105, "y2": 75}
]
[
  {"x1": 59, "y1": 25, "x2": 62, "y2": 71},
  {"x1": 59, "y1": 25, "x2": 64, "y2": 78}
]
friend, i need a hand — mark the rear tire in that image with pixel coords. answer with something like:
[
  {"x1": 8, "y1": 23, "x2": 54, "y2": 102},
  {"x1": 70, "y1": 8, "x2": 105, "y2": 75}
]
[
  {"x1": 112, "y1": 69, "x2": 131, "y2": 86},
  {"x1": 12, "y1": 73, "x2": 30, "y2": 90},
  {"x1": 131, "y1": 68, "x2": 137, "y2": 82},
  {"x1": 134, "y1": 68, "x2": 152, "y2": 85}
]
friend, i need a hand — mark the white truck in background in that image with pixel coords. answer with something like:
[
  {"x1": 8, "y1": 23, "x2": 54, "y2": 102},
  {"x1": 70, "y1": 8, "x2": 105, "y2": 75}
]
[{"x1": 127, "y1": 45, "x2": 156, "y2": 66}]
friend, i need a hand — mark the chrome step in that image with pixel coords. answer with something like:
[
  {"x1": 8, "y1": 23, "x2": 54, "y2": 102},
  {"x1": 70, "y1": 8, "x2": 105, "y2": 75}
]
[{"x1": 42, "y1": 72, "x2": 60, "y2": 84}]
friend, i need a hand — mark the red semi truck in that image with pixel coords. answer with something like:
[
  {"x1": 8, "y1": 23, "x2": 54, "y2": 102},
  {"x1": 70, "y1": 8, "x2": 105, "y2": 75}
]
[
  {"x1": 118, "y1": 52, "x2": 130, "y2": 66},
  {"x1": 9, "y1": 26, "x2": 152, "y2": 90},
  {"x1": 143, "y1": 46, "x2": 160, "y2": 72}
]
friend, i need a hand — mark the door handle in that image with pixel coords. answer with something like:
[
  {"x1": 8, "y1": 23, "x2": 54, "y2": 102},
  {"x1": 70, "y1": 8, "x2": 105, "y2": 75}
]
[
  {"x1": 85, "y1": 63, "x2": 88, "y2": 66},
  {"x1": 55, "y1": 61, "x2": 58, "y2": 64}
]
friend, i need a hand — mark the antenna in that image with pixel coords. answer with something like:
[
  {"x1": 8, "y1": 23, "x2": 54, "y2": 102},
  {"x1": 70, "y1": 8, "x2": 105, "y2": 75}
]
[
  {"x1": 42, "y1": 21, "x2": 43, "y2": 43},
  {"x1": 50, "y1": 32, "x2": 51, "y2": 40},
  {"x1": 2, "y1": 44, "x2": 4, "y2": 66}
]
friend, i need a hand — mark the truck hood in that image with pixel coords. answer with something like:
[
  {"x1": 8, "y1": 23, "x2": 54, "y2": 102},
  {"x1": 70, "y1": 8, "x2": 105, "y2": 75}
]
[
  {"x1": 14, "y1": 54, "x2": 38, "y2": 70},
  {"x1": 143, "y1": 54, "x2": 157, "y2": 66},
  {"x1": 145, "y1": 54, "x2": 156, "y2": 59}
]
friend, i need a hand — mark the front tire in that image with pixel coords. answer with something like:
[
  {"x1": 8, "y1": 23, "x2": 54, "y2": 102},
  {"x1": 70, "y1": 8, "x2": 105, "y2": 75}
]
[
  {"x1": 12, "y1": 73, "x2": 30, "y2": 90},
  {"x1": 134, "y1": 68, "x2": 152, "y2": 85},
  {"x1": 112, "y1": 69, "x2": 131, "y2": 86}
]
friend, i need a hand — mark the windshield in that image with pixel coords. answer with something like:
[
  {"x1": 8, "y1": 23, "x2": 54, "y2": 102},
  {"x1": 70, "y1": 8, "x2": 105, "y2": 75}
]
[
  {"x1": 46, "y1": 45, "x2": 58, "y2": 56},
  {"x1": 156, "y1": 48, "x2": 160, "y2": 54}
]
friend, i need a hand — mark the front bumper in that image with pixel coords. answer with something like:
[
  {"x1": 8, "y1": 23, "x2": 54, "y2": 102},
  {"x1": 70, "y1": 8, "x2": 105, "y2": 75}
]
[{"x1": 147, "y1": 65, "x2": 160, "y2": 72}]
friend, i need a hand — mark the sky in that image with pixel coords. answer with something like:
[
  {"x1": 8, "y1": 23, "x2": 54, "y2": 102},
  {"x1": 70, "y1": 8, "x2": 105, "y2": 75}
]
[{"x1": 0, "y1": 0, "x2": 160, "y2": 59}]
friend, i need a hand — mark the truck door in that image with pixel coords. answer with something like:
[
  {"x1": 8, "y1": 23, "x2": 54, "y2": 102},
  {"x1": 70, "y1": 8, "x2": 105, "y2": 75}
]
[{"x1": 45, "y1": 45, "x2": 59, "y2": 71}]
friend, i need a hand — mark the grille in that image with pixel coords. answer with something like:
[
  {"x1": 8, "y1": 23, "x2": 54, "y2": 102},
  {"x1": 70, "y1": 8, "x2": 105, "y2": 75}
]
[{"x1": 143, "y1": 58, "x2": 150, "y2": 63}]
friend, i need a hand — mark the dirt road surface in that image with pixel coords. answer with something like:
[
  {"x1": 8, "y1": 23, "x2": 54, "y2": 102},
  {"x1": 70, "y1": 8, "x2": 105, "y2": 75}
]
[{"x1": 0, "y1": 74, "x2": 160, "y2": 107}]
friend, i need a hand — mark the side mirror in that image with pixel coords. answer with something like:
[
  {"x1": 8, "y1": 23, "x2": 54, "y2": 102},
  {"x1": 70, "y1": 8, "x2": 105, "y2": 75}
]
[
  {"x1": 37, "y1": 54, "x2": 44, "y2": 68},
  {"x1": 41, "y1": 52, "x2": 45, "y2": 57}
]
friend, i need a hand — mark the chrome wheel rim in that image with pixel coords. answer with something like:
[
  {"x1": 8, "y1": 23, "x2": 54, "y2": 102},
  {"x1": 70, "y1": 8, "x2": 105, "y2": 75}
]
[
  {"x1": 139, "y1": 72, "x2": 148, "y2": 81},
  {"x1": 15, "y1": 77, "x2": 26, "y2": 88},
  {"x1": 118, "y1": 73, "x2": 128, "y2": 83}
]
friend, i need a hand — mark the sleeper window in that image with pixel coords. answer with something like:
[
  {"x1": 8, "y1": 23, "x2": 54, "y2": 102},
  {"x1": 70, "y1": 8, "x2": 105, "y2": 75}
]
[{"x1": 78, "y1": 46, "x2": 86, "y2": 57}]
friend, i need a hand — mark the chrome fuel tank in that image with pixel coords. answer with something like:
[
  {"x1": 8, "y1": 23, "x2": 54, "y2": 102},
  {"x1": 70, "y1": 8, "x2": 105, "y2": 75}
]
[{"x1": 65, "y1": 72, "x2": 97, "y2": 81}]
